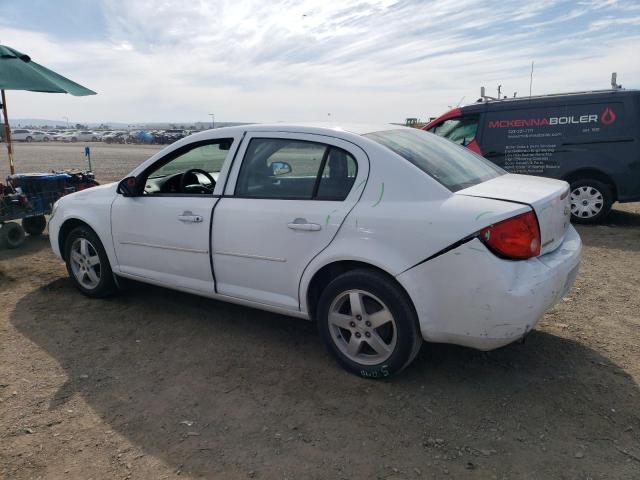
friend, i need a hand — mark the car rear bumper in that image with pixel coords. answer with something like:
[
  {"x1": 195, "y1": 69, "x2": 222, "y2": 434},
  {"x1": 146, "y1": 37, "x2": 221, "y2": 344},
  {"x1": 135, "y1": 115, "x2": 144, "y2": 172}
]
[{"x1": 396, "y1": 225, "x2": 581, "y2": 350}]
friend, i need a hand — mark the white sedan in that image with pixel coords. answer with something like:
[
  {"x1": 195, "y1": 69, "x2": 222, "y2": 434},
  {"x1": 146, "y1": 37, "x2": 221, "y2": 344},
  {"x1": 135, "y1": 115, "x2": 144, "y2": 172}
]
[
  {"x1": 61, "y1": 131, "x2": 100, "y2": 142},
  {"x1": 48, "y1": 124, "x2": 581, "y2": 377}
]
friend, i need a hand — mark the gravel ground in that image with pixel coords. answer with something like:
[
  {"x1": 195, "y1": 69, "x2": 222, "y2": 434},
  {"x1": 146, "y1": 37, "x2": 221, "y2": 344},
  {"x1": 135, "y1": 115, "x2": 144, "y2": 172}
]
[{"x1": 1, "y1": 143, "x2": 639, "y2": 479}]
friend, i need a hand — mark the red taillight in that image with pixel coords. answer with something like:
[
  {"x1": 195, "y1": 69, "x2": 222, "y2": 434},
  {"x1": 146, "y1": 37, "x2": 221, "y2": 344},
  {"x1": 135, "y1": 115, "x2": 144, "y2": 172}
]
[{"x1": 480, "y1": 211, "x2": 541, "y2": 260}]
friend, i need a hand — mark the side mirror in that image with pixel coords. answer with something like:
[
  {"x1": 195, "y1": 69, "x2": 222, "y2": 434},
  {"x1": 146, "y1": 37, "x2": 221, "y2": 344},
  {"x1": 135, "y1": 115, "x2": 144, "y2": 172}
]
[
  {"x1": 270, "y1": 161, "x2": 292, "y2": 176},
  {"x1": 117, "y1": 176, "x2": 139, "y2": 197}
]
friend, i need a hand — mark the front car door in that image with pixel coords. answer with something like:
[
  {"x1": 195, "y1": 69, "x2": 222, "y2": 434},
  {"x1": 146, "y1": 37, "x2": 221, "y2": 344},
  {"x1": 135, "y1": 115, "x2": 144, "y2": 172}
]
[
  {"x1": 111, "y1": 136, "x2": 238, "y2": 294},
  {"x1": 212, "y1": 131, "x2": 369, "y2": 310}
]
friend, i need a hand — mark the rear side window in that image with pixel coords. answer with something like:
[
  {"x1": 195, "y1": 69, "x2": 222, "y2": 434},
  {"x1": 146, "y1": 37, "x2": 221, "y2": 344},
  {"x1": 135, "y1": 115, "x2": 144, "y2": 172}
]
[
  {"x1": 365, "y1": 129, "x2": 503, "y2": 192},
  {"x1": 430, "y1": 116, "x2": 478, "y2": 146},
  {"x1": 235, "y1": 138, "x2": 357, "y2": 200}
]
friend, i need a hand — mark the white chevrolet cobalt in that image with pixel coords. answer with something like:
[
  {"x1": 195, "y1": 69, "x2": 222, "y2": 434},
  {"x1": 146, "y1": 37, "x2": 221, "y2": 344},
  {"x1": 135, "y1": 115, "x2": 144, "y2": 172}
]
[{"x1": 49, "y1": 124, "x2": 581, "y2": 378}]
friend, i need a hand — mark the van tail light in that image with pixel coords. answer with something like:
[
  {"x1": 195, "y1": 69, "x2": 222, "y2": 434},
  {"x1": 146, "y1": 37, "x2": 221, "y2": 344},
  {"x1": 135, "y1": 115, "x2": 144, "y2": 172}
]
[{"x1": 479, "y1": 211, "x2": 541, "y2": 260}]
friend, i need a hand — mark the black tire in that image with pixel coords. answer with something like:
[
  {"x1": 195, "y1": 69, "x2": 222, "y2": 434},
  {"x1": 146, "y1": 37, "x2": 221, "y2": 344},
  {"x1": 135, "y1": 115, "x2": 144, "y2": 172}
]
[
  {"x1": 71, "y1": 137, "x2": 77, "y2": 143},
  {"x1": 43, "y1": 136, "x2": 50, "y2": 142},
  {"x1": 569, "y1": 179, "x2": 613, "y2": 224},
  {"x1": 317, "y1": 269, "x2": 422, "y2": 379},
  {"x1": 22, "y1": 215, "x2": 47, "y2": 236},
  {"x1": 64, "y1": 225, "x2": 116, "y2": 297},
  {"x1": 0, "y1": 222, "x2": 26, "y2": 249}
]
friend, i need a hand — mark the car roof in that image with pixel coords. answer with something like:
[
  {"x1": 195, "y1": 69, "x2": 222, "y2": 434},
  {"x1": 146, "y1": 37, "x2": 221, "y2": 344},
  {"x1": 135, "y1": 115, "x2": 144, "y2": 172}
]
[{"x1": 215, "y1": 122, "x2": 408, "y2": 137}]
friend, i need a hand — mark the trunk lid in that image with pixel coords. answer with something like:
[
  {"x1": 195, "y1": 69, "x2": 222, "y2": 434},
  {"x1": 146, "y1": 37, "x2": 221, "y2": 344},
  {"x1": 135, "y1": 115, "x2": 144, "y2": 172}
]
[{"x1": 457, "y1": 174, "x2": 571, "y2": 255}]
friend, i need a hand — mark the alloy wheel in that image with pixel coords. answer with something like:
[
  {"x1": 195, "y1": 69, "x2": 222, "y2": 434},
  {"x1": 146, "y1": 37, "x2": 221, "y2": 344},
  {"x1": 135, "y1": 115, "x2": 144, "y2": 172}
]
[
  {"x1": 69, "y1": 237, "x2": 101, "y2": 289},
  {"x1": 328, "y1": 289, "x2": 397, "y2": 365}
]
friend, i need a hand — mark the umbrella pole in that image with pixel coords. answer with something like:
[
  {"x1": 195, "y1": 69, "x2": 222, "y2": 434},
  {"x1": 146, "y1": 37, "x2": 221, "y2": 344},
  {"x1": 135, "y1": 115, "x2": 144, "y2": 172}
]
[{"x1": 1, "y1": 89, "x2": 16, "y2": 176}]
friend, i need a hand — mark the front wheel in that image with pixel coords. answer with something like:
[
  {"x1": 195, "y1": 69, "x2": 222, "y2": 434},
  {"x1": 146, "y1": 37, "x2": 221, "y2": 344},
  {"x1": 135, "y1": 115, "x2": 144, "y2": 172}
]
[
  {"x1": 569, "y1": 179, "x2": 613, "y2": 224},
  {"x1": 317, "y1": 269, "x2": 422, "y2": 378},
  {"x1": 64, "y1": 226, "x2": 116, "y2": 297}
]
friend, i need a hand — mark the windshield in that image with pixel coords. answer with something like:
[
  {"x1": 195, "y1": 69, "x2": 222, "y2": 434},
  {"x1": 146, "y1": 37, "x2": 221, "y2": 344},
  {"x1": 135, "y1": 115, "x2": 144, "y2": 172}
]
[
  {"x1": 364, "y1": 128, "x2": 504, "y2": 192},
  {"x1": 431, "y1": 117, "x2": 478, "y2": 145}
]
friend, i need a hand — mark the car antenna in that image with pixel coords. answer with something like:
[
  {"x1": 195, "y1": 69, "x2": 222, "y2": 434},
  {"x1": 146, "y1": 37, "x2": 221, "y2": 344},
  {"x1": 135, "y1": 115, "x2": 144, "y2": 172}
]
[{"x1": 529, "y1": 61, "x2": 534, "y2": 97}]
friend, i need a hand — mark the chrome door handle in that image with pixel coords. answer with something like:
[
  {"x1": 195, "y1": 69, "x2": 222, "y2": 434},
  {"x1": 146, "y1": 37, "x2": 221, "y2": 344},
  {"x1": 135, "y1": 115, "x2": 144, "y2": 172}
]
[
  {"x1": 287, "y1": 218, "x2": 321, "y2": 231},
  {"x1": 178, "y1": 211, "x2": 203, "y2": 223}
]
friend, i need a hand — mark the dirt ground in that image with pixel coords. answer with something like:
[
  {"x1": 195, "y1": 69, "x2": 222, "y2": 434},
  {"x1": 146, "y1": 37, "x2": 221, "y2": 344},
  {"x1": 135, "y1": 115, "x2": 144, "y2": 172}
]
[{"x1": 1, "y1": 143, "x2": 640, "y2": 479}]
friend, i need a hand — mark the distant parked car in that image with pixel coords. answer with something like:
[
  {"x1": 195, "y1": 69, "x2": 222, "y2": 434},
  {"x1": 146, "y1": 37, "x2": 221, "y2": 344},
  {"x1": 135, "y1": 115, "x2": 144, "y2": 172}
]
[
  {"x1": 164, "y1": 129, "x2": 187, "y2": 143},
  {"x1": 60, "y1": 132, "x2": 78, "y2": 142},
  {"x1": 31, "y1": 131, "x2": 53, "y2": 142},
  {"x1": 104, "y1": 131, "x2": 128, "y2": 144},
  {"x1": 74, "y1": 131, "x2": 100, "y2": 142},
  {"x1": 45, "y1": 130, "x2": 65, "y2": 141},
  {"x1": 11, "y1": 129, "x2": 35, "y2": 142}
]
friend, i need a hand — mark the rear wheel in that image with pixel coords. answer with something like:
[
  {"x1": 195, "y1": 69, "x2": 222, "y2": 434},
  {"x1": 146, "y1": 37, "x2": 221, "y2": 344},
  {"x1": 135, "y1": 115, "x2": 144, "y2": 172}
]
[
  {"x1": 25, "y1": 136, "x2": 33, "y2": 142},
  {"x1": 22, "y1": 215, "x2": 47, "y2": 236},
  {"x1": 64, "y1": 226, "x2": 116, "y2": 297},
  {"x1": 317, "y1": 269, "x2": 422, "y2": 378},
  {"x1": 569, "y1": 179, "x2": 613, "y2": 224},
  {"x1": 0, "y1": 222, "x2": 26, "y2": 249}
]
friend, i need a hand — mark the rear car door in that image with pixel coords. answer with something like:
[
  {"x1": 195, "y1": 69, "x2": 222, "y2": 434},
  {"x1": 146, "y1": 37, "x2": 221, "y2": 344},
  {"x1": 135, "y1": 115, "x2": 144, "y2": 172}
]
[{"x1": 212, "y1": 132, "x2": 369, "y2": 309}]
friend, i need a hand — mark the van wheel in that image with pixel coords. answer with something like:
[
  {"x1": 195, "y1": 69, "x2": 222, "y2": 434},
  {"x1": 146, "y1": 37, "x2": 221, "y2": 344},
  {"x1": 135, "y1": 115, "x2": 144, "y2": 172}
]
[
  {"x1": 317, "y1": 269, "x2": 422, "y2": 378},
  {"x1": 64, "y1": 226, "x2": 116, "y2": 297},
  {"x1": 569, "y1": 179, "x2": 613, "y2": 224}
]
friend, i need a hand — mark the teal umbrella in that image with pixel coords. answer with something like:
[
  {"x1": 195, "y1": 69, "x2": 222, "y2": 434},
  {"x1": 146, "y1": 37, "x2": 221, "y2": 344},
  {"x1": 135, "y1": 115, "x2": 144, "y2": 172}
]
[{"x1": 0, "y1": 44, "x2": 96, "y2": 174}]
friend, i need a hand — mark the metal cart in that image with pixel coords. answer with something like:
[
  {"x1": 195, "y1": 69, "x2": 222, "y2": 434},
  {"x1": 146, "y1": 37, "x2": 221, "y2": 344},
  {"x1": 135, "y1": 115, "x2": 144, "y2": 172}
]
[{"x1": 0, "y1": 171, "x2": 98, "y2": 249}]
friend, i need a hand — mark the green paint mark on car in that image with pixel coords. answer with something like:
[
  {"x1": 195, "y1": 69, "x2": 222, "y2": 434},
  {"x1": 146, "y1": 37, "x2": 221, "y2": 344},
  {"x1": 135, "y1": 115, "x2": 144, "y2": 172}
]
[
  {"x1": 326, "y1": 209, "x2": 338, "y2": 226},
  {"x1": 475, "y1": 211, "x2": 493, "y2": 221},
  {"x1": 372, "y1": 183, "x2": 384, "y2": 207}
]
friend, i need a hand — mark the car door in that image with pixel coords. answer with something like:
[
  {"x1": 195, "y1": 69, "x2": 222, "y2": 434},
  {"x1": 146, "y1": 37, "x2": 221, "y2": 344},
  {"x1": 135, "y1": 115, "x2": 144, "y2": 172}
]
[
  {"x1": 111, "y1": 137, "x2": 238, "y2": 294},
  {"x1": 212, "y1": 131, "x2": 369, "y2": 309}
]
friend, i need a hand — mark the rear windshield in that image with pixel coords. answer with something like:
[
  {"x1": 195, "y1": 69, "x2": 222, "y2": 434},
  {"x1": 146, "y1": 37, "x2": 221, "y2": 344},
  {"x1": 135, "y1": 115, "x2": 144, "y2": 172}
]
[{"x1": 364, "y1": 129, "x2": 504, "y2": 192}]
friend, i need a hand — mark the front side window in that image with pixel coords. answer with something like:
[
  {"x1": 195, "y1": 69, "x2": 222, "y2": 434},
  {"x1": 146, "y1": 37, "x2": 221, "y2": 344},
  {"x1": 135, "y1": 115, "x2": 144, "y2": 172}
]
[
  {"x1": 365, "y1": 129, "x2": 503, "y2": 192},
  {"x1": 430, "y1": 116, "x2": 478, "y2": 146},
  {"x1": 235, "y1": 138, "x2": 357, "y2": 200},
  {"x1": 143, "y1": 139, "x2": 233, "y2": 195}
]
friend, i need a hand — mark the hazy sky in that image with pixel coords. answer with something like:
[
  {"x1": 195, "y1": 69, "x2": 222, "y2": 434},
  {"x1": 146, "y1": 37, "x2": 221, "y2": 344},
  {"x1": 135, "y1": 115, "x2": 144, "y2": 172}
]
[{"x1": 1, "y1": 0, "x2": 639, "y2": 124}]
